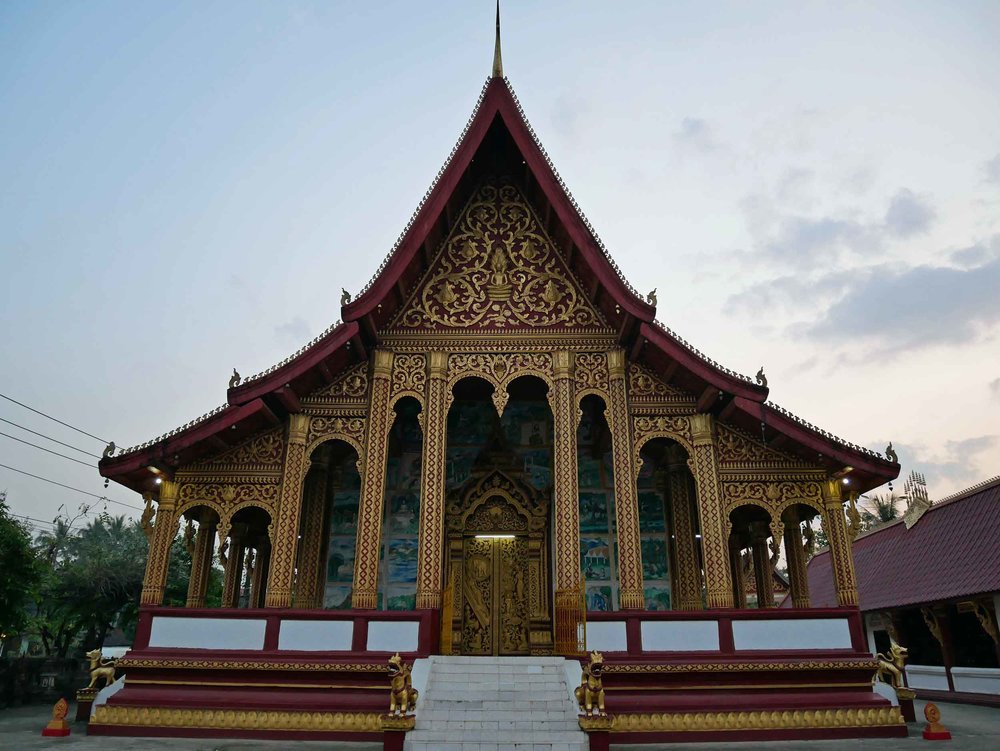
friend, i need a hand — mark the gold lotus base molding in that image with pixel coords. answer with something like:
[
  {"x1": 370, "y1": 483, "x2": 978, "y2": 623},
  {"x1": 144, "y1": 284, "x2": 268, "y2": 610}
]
[
  {"x1": 90, "y1": 706, "x2": 383, "y2": 733},
  {"x1": 609, "y1": 707, "x2": 904, "y2": 733}
]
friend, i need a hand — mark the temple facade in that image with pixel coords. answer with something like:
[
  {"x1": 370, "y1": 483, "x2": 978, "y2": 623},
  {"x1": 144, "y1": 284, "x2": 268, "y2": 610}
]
[{"x1": 95, "y1": 51, "x2": 906, "y2": 744}]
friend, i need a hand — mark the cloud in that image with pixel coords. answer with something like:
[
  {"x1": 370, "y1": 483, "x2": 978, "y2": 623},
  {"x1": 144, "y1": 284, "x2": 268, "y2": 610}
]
[
  {"x1": 883, "y1": 189, "x2": 934, "y2": 238},
  {"x1": 807, "y1": 254, "x2": 1000, "y2": 351},
  {"x1": 990, "y1": 378, "x2": 1000, "y2": 399},
  {"x1": 950, "y1": 235, "x2": 1000, "y2": 268},
  {"x1": 985, "y1": 154, "x2": 1000, "y2": 185},
  {"x1": 890, "y1": 435, "x2": 1000, "y2": 491},
  {"x1": 673, "y1": 117, "x2": 717, "y2": 152},
  {"x1": 274, "y1": 316, "x2": 310, "y2": 343}
]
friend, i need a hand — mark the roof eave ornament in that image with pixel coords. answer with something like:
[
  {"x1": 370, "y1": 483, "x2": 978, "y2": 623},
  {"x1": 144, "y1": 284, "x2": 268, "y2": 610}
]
[{"x1": 492, "y1": 0, "x2": 503, "y2": 79}]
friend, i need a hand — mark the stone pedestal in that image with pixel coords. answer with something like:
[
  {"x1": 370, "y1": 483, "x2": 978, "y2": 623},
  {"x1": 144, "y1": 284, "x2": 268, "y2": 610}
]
[
  {"x1": 74, "y1": 688, "x2": 98, "y2": 722},
  {"x1": 579, "y1": 714, "x2": 613, "y2": 751},
  {"x1": 379, "y1": 714, "x2": 414, "y2": 751}
]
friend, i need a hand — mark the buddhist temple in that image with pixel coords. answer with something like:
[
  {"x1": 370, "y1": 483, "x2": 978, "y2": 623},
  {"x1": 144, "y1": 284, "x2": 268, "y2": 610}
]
[{"x1": 94, "y1": 12, "x2": 908, "y2": 745}]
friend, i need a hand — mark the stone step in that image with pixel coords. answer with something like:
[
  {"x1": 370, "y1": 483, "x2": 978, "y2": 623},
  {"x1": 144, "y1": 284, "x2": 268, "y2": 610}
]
[{"x1": 406, "y1": 743, "x2": 585, "y2": 751}]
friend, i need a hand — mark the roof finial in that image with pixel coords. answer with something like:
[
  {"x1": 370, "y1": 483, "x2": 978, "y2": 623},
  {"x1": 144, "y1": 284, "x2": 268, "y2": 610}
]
[{"x1": 492, "y1": 0, "x2": 503, "y2": 78}]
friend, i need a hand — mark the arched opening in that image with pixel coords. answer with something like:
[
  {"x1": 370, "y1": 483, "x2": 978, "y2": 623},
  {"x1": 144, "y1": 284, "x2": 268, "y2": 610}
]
[
  {"x1": 165, "y1": 504, "x2": 222, "y2": 608},
  {"x1": 217, "y1": 506, "x2": 272, "y2": 608},
  {"x1": 779, "y1": 503, "x2": 822, "y2": 608},
  {"x1": 728, "y1": 504, "x2": 778, "y2": 608},
  {"x1": 442, "y1": 375, "x2": 554, "y2": 654},
  {"x1": 377, "y1": 396, "x2": 423, "y2": 610},
  {"x1": 577, "y1": 394, "x2": 618, "y2": 612},
  {"x1": 637, "y1": 438, "x2": 704, "y2": 610},
  {"x1": 293, "y1": 439, "x2": 360, "y2": 610}
]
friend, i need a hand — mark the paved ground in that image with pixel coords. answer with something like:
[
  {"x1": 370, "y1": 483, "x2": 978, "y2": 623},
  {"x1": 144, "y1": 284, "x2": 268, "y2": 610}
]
[{"x1": 0, "y1": 700, "x2": 997, "y2": 749}]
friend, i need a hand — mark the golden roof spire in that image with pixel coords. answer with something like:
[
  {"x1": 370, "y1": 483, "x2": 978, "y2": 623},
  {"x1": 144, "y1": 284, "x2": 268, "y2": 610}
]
[{"x1": 492, "y1": 0, "x2": 503, "y2": 78}]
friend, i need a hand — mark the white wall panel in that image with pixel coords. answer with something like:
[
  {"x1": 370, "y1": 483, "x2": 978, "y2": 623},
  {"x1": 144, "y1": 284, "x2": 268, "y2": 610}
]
[
  {"x1": 732, "y1": 618, "x2": 852, "y2": 651},
  {"x1": 278, "y1": 619, "x2": 353, "y2": 651},
  {"x1": 148, "y1": 617, "x2": 266, "y2": 650}
]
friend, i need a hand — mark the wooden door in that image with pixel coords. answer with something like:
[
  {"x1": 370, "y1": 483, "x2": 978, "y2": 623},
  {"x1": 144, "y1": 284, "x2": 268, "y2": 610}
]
[{"x1": 459, "y1": 536, "x2": 530, "y2": 655}]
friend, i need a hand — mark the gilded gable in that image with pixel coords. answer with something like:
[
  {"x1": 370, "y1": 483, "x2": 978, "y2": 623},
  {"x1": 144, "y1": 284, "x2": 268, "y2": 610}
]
[
  {"x1": 715, "y1": 423, "x2": 809, "y2": 469},
  {"x1": 387, "y1": 178, "x2": 609, "y2": 333}
]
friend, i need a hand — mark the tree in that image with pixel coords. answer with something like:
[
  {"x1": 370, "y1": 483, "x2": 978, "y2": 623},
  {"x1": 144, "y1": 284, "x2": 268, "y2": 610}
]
[
  {"x1": 858, "y1": 492, "x2": 900, "y2": 533},
  {"x1": 0, "y1": 491, "x2": 42, "y2": 635}
]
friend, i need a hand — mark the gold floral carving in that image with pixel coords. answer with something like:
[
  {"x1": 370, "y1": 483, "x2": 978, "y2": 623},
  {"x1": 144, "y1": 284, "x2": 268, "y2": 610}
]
[
  {"x1": 265, "y1": 414, "x2": 311, "y2": 607},
  {"x1": 574, "y1": 352, "x2": 610, "y2": 394},
  {"x1": 306, "y1": 416, "x2": 366, "y2": 453},
  {"x1": 668, "y1": 470, "x2": 703, "y2": 610},
  {"x1": 627, "y1": 363, "x2": 696, "y2": 404},
  {"x1": 715, "y1": 424, "x2": 808, "y2": 469},
  {"x1": 177, "y1": 481, "x2": 279, "y2": 510},
  {"x1": 688, "y1": 414, "x2": 734, "y2": 609},
  {"x1": 448, "y1": 352, "x2": 552, "y2": 416},
  {"x1": 390, "y1": 353, "x2": 427, "y2": 399},
  {"x1": 395, "y1": 180, "x2": 606, "y2": 331},
  {"x1": 190, "y1": 428, "x2": 285, "y2": 469},
  {"x1": 90, "y1": 706, "x2": 383, "y2": 732},
  {"x1": 604, "y1": 659, "x2": 879, "y2": 674},
  {"x1": 116, "y1": 657, "x2": 389, "y2": 672},
  {"x1": 722, "y1": 481, "x2": 824, "y2": 516},
  {"x1": 608, "y1": 706, "x2": 903, "y2": 732},
  {"x1": 632, "y1": 415, "x2": 692, "y2": 465},
  {"x1": 821, "y1": 481, "x2": 859, "y2": 607},
  {"x1": 304, "y1": 362, "x2": 369, "y2": 402},
  {"x1": 140, "y1": 481, "x2": 180, "y2": 606}
]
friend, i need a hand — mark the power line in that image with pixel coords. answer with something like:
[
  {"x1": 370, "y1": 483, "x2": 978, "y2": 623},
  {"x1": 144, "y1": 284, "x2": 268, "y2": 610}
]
[
  {"x1": 0, "y1": 417, "x2": 102, "y2": 458},
  {"x1": 0, "y1": 392, "x2": 108, "y2": 444},
  {"x1": 8, "y1": 512, "x2": 78, "y2": 531},
  {"x1": 0, "y1": 462, "x2": 142, "y2": 511},
  {"x1": 0, "y1": 430, "x2": 97, "y2": 468}
]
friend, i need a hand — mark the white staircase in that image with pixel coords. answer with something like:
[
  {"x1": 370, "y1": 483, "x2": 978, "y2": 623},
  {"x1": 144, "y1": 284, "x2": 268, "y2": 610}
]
[{"x1": 405, "y1": 655, "x2": 588, "y2": 751}]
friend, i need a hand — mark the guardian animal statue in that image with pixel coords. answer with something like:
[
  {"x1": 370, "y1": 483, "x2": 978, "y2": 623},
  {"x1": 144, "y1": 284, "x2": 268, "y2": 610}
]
[
  {"x1": 85, "y1": 649, "x2": 118, "y2": 690},
  {"x1": 575, "y1": 650, "x2": 606, "y2": 716},
  {"x1": 875, "y1": 640, "x2": 908, "y2": 689},
  {"x1": 388, "y1": 652, "x2": 418, "y2": 715}
]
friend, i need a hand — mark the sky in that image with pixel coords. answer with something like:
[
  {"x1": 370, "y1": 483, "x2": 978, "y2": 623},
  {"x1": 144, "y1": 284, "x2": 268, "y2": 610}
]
[{"x1": 2, "y1": 1, "x2": 999, "y2": 531}]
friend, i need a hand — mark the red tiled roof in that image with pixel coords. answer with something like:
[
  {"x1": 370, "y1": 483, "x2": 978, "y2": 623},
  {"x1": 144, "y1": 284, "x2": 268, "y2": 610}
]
[{"x1": 806, "y1": 475, "x2": 1000, "y2": 611}]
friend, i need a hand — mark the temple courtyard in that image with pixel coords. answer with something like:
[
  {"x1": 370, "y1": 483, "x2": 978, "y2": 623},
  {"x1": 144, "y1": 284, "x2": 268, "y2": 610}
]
[{"x1": 3, "y1": 700, "x2": 997, "y2": 750}]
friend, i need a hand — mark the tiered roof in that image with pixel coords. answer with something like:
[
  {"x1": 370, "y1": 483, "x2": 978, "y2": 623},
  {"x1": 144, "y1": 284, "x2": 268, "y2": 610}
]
[{"x1": 100, "y1": 70, "x2": 898, "y2": 495}]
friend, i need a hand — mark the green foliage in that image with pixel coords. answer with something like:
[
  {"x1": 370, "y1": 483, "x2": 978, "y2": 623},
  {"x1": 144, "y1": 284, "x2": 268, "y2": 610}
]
[
  {"x1": 859, "y1": 492, "x2": 901, "y2": 532},
  {"x1": 0, "y1": 491, "x2": 42, "y2": 635},
  {"x1": 31, "y1": 511, "x2": 148, "y2": 657}
]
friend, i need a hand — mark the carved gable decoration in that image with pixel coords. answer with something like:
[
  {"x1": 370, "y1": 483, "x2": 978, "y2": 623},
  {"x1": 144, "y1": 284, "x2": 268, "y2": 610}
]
[
  {"x1": 389, "y1": 179, "x2": 609, "y2": 332},
  {"x1": 626, "y1": 363, "x2": 696, "y2": 404},
  {"x1": 303, "y1": 363, "x2": 369, "y2": 404},
  {"x1": 189, "y1": 427, "x2": 285, "y2": 470},
  {"x1": 715, "y1": 424, "x2": 809, "y2": 470}
]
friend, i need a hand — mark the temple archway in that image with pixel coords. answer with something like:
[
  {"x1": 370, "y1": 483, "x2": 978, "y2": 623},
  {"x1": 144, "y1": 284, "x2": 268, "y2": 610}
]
[{"x1": 728, "y1": 504, "x2": 779, "y2": 608}]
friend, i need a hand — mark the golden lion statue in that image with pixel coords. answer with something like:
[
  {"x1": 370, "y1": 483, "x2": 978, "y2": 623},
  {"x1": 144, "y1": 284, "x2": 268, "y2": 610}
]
[
  {"x1": 875, "y1": 640, "x2": 908, "y2": 689},
  {"x1": 85, "y1": 649, "x2": 117, "y2": 690},
  {"x1": 388, "y1": 653, "x2": 418, "y2": 715},
  {"x1": 575, "y1": 650, "x2": 606, "y2": 716}
]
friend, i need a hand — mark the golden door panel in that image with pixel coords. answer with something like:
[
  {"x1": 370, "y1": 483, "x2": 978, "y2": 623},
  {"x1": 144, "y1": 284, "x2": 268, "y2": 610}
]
[{"x1": 460, "y1": 536, "x2": 530, "y2": 655}]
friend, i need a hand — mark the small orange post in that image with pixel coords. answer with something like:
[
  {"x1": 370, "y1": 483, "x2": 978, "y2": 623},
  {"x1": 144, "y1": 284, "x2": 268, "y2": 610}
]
[{"x1": 41, "y1": 697, "x2": 71, "y2": 737}]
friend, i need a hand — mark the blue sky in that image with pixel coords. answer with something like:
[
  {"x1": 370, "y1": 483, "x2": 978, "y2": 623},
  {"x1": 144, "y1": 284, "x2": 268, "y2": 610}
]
[{"x1": 2, "y1": 1, "x2": 999, "y2": 527}]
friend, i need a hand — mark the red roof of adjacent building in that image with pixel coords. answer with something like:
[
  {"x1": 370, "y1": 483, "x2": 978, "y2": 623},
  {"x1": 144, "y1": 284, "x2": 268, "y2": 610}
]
[{"x1": 806, "y1": 475, "x2": 1000, "y2": 611}]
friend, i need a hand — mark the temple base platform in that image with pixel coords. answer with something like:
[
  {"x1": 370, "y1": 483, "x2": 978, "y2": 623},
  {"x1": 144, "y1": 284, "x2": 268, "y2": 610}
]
[{"x1": 88, "y1": 605, "x2": 906, "y2": 743}]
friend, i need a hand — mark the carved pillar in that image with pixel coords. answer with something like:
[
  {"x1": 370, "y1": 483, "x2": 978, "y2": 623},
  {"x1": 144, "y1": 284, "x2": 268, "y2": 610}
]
[
  {"x1": 265, "y1": 413, "x2": 311, "y2": 607},
  {"x1": 688, "y1": 414, "x2": 734, "y2": 608},
  {"x1": 822, "y1": 480, "x2": 859, "y2": 607},
  {"x1": 416, "y1": 350, "x2": 449, "y2": 610},
  {"x1": 140, "y1": 480, "x2": 180, "y2": 606},
  {"x1": 293, "y1": 458, "x2": 331, "y2": 608},
  {"x1": 185, "y1": 508, "x2": 218, "y2": 608},
  {"x1": 606, "y1": 350, "x2": 644, "y2": 610},
  {"x1": 668, "y1": 466, "x2": 703, "y2": 610},
  {"x1": 729, "y1": 533, "x2": 747, "y2": 608},
  {"x1": 353, "y1": 349, "x2": 394, "y2": 609},
  {"x1": 552, "y1": 351, "x2": 582, "y2": 647},
  {"x1": 251, "y1": 538, "x2": 271, "y2": 608},
  {"x1": 750, "y1": 522, "x2": 774, "y2": 608},
  {"x1": 783, "y1": 515, "x2": 811, "y2": 608},
  {"x1": 221, "y1": 523, "x2": 246, "y2": 608}
]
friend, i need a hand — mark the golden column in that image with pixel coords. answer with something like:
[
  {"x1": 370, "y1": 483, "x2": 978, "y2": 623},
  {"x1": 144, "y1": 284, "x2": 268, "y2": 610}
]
[
  {"x1": 221, "y1": 523, "x2": 246, "y2": 608},
  {"x1": 668, "y1": 467, "x2": 703, "y2": 610},
  {"x1": 352, "y1": 349, "x2": 394, "y2": 609},
  {"x1": 293, "y1": 458, "x2": 331, "y2": 608},
  {"x1": 749, "y1": 522, "x2": 775, "y2": 608},
  {"x1": 784, "y1": 520, "x2": 811, "y2": 608},
  {"x1": 185, "y1": 508, "x2": 218, "y2": 608},
  {"x1": 822, "y1": 480, "x2": 859, "y2": 607},
  {"x1": 264, "y1": 413, "x2": 310, "y2": 607},
  {"x1": 688, "y1": 413, "x2": 734, "y2": 609},
  {"x1": 415, "y1": 350, "x2": 449, "y2": 610},
  {"x1": 552, "y1": 351, "x2": 583, "y2": 650},
  {"x1": 606, "y1": 350, "x2": 644, "y2": 610},
  {"x1": 140, "y1": 480, "x2": 180, "y2": 606}
]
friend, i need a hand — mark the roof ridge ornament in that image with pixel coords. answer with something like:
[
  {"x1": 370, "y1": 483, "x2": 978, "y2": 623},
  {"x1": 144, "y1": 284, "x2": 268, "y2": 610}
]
[{"x1": 492, "y1": 0, "x2": 503, "y2": 79}]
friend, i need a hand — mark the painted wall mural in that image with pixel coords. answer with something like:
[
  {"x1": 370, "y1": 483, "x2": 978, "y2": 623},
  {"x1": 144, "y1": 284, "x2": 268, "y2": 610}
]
[
  {"x1": 636, "y1": 452, "x2": 673, "y2": 611},
  {"x1": 323, "y1": 451, "x2": 362, "y2": 610}
]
